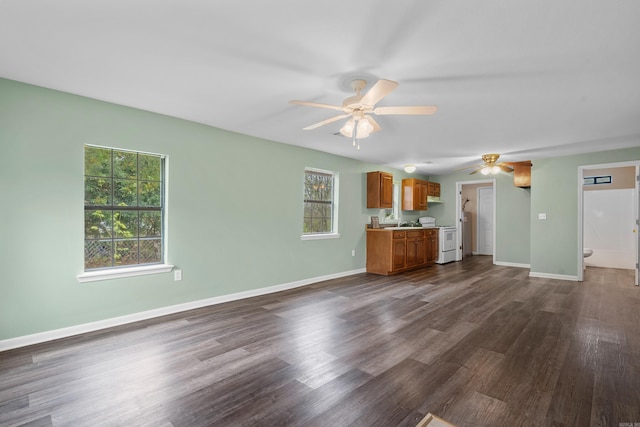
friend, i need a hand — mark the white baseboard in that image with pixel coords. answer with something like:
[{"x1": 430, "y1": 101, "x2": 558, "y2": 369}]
[
  {"x1": 528, "y1": 271, "x2": 579, "y2": 281},
  {"x1": 495, "y1": 261, "x2": 531, "y2": 269},
  {"x1": 0, "y1": 268, "x2": 366, "y2": 352}
]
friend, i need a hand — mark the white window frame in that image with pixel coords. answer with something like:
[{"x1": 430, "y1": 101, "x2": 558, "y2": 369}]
[
  {"x1": 301, "y1": 167, "x2": 340, "y2": 240},
  {"x1": 78, "y1": 145, "x2": 173, "y2": 282}
]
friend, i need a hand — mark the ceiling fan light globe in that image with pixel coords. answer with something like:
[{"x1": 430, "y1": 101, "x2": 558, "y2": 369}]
[
  {"x1": 356, "y1": 118, "x2": 373, "y2": 138},
  {"x1": 480, "y1": 166, "x2": 491, "y2": 175},
  {"x1": 340, "y1": 119, "x2": 355, "y2": 137},
  {"x1": 491, "y1": 165, "x2": 501, "y2": 174}
]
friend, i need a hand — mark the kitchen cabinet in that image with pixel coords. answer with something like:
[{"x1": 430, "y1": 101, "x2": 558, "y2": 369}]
[
  {"x1": 402, "y1": 178, "x2": 428, "y2": 211},
  {"x1": 427, "y1": 181, "x2": 440, "y2": 197},
  {"x1": 366, "y1": 228, "x2": 437, "y2": 275},
  {"x1": 367, "y1": 171, "x2": 394, "y2": 208}
]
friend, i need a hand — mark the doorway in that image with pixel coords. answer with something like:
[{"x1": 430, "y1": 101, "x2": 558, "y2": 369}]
[
  {"x1": 456, "y1": 179, "x2": 496, "y2": 262},
  {"x1": 578, "y1": 161, "x2": 640, "y2": 285}
]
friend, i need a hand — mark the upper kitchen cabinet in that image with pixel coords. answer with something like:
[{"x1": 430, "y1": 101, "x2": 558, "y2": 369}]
[
  {"x1": 402, "y1": 178, "x2": 428, "y2": 211},
  {"x1": 367, "y1": 171, "x2": 394, "y2": 208},
  {"x1": 427, "y1": 181, "x2": 440, "y2": 197}
]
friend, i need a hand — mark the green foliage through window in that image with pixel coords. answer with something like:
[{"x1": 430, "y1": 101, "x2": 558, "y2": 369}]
[
  {"x1": 303, "y1": 169, "x2": 336, "y2": 234},
  {"x1": 84, "y1": 145, "x2": 164, "y2": 270}
]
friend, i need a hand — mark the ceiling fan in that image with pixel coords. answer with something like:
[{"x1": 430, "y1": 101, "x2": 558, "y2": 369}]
[
  {"x1": 462, "y1": 154, "x2": 514, "y2": 175},
  {"x1": 289, "y1": 79, "x2": 437, "y2": 149}
]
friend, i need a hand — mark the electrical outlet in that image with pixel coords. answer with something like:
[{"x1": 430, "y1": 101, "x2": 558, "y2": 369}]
[
  {"x1": 352, "y1": 250, "x2": 356, "y2": 257},
  {"x1": 538, "y1": 213, "x2": 547, "y2": 220},
  {"x1": 174, "y1": 270, "x2": 182, "y2": 281}
]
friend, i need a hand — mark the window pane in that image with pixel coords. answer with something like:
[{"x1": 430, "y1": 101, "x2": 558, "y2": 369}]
[
  {"x1": 139, "y1": 154, "x2": 161, "y2": 181},
  {"x1": 85, "y1": 240, "x2": 113, "y2": 269},
  {"x1": 139, "y1": 181, "x2": 161, "y2": 207},
  {"x1": 85, "y1": 177, "x2": 111, "y2": 206},
  {"x1": 114, "y1": 179, "x2": 137, "y2": 206},
  {"x1": 85, "y1": 210, "x2": 112, "y2": 239},
  {"x1": 140, "y1": 239, "x2": 162, "y2": 264},
  {"x1": 140, "y1": 211, "x2": 161, "y2": 237},
  {"x1": 113, "y1": 151, "x2": 137, "y2": 179},
  {"x1": 115, "y1": 211, "x2": 138, "y2": 238},
  {"x1": 115, "y1": 240, "x2": 138, "y2": 266},
  {"x1": 85, "y1": 146, "x2": 111, "y2": 177}
]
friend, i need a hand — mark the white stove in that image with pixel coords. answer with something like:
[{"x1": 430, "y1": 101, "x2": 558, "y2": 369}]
[{"x1": 436, "y1": 226, "x2": 457, "y2": 264}]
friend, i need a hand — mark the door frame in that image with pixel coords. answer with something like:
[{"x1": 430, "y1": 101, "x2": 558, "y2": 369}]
[
  {"x1": 577, "y1": 160, "x2": 640, "y2": 284},
  {"x1": 456, "y1": 179, "x2": 496, "y2": 263}
]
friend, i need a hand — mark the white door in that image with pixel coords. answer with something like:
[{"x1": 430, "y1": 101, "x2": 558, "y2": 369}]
[{"x1": 477, "y1": 186, "x2": 494, "y2": 255}]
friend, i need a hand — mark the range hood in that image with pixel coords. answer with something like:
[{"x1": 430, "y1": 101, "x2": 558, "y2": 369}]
[{"x1": 427, "y1": 196, "x2": 443, "y2": 203}]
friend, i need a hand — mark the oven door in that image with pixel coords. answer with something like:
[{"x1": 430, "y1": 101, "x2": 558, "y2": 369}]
[{"x1": 442, "y1": 229, "x2": 457, "y2": 252}]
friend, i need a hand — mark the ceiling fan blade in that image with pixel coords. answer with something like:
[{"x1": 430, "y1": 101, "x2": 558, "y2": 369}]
[
  {"x1": 360, "y1": 79, "x2": 399, "y2": 106},
  {"x1": 469, "y1": 169, "x2": 481, "y2": 175},
  {"x1": 373, "y1": 105, "x2": 438, "y2": 115},
  {"x1": 498, "y1": 164, "x2": 514, "y2": 173},
  {"x1": 302, "y1": 114, "x2": 351, "y2": 130},
  {"x1": 289, "y1": 100, "x2": 344, "y2": 111},
  {"x1": 364, "y1": 115, "x2": 382, "y2": 133},
  {"x1": 455, "y1": 163, "x2": 483, "y2": 171}
]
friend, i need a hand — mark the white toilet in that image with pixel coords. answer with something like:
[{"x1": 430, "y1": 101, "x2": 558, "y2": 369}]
[{"x1": 583, "y1": 248, "x2": 593, "y2": 270}]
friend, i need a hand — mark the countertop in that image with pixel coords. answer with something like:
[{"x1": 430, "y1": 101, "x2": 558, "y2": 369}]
[{"x1": 367, "y1": 226, "x2": 440, "y2": 230}]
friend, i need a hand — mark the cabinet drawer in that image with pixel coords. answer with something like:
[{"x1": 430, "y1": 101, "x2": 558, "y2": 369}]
[
  {"x1": 392, "y1": 231, "x2": 406, "y2": 239},
  {"x1": 407, "y1": 230, "x2": 425, "y2": 238}
]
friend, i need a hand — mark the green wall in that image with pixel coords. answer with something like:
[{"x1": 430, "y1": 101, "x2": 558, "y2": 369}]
[
  {"x1": 2, "y1": 77, "x2": 639, "y2": 342},
  {"x1": 0, "y1": 78, "x2": 425, "y2": 340},
  {"x1": 530, "y1": 147, "x2": 640, "y2": 277}
]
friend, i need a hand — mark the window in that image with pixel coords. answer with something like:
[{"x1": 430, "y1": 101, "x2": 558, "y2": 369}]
[
  {"x1": 584, "y1": 175, "x2": 612, "y2": 185},
  {"x1": 83, "y1": 145, "x2": 165, "y2": 270},
  {"x1": 302, "y1": 168, "x2": 339, "y2": 239}
]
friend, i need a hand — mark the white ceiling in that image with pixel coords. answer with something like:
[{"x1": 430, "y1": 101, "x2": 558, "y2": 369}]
[{"x1": 2, "y1": 1, "x2": 640, "y2": 174}]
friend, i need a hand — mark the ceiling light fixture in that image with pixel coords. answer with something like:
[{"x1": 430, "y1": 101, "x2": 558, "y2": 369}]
[
  {"x1": 340, "y1": 117, "x2": 373, "y2": 139},
  {"x1": 480, "y1": 165, "x2": 502, "y2": 175},
  {"x1": 340, "y1": 116, "x2": 375, "y2": 150},
  {"x1": 404, "y1": 164, "x2": 417, "y2": 173}
]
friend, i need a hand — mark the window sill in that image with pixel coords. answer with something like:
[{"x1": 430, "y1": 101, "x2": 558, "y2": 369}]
[
  {"x1": 78, "y1": 264, "x2": 174, "y2": 283},
  {"x1": 300, "y1": 233, "x2": 340, "y2": 241}
]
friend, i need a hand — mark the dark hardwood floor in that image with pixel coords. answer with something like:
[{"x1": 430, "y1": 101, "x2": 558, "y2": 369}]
[{"x1": 1, "y1": 256, "x2": 639, "y2": 426}]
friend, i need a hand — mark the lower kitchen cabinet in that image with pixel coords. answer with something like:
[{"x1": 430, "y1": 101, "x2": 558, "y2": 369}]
[
  {"x1": 366, "y1": 228, "x2": 438, "y2": 275},
  {"x1": 425, "y1": 228, "x2": 438, "y2": 264}
]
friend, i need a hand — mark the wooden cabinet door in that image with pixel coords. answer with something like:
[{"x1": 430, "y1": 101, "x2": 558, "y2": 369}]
[
  {"x1": 419, "y1": 181, "x2": 428, "y2": 210},
  {"x1": 392, "y1": 239, "x2": 406, "y2": 271},
  {"x1": 367, "y1": 171, "x2": 393, "y2": 208},
  {"x1": 406, "y1": 236, "x2": 426, "y2": 267},
  {"x1": 380, "y1": 172, "x2": 393, "y2": 208}
]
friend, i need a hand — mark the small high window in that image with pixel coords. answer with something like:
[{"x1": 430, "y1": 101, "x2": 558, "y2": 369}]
[
  {"x1": 84, "y1": 145, "x2": 165, "y2": 270},
  {"x1": 302, "y1": 168, "x2": 339, "y2": 239}
]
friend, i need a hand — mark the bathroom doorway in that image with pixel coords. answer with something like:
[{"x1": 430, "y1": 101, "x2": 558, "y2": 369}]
[{"x1": 578, "y1": 161, "x2": 640, "y2": 285}]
